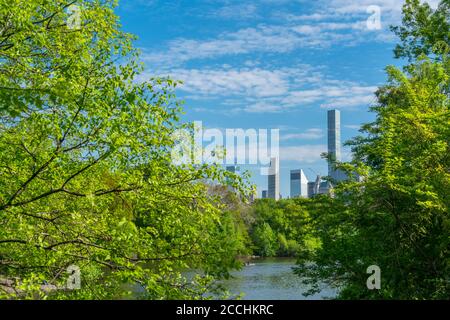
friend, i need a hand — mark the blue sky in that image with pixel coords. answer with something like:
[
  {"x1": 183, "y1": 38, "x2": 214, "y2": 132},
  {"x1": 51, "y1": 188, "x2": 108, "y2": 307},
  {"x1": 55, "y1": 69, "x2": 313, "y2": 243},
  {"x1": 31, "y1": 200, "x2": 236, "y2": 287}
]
[{"x1": 115, "y1": 0, "x2": 437, "y2": 197}]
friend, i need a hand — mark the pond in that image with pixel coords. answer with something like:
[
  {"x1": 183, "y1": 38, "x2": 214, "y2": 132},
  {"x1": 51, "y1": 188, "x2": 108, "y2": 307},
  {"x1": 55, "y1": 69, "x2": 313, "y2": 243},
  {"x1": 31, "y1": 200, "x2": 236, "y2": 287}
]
[
  {"x1": 219, "y1": 257, "x2": 337, "y2": 300},
  {"x1": 129, "y1": 257, "x2": 337, "y2": 300}
]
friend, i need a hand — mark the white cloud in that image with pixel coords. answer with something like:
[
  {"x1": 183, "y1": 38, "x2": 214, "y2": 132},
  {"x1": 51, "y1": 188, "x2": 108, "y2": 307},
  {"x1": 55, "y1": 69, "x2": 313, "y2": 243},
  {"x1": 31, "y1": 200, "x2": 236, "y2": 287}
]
[
  {"x1": 235, "y1": 102, "x2": 285, "y2": 114},
  {"x1": 165, "y1": 68, "x2": 289, "y2": 97},
  {"x1": 235, "y1": 83, "x2": 377, "y2": 113},
  {"x1": 280, "y1": 145, "x2": 327, "y2": 163},
  {"x1": 320, "y1": 93, "x2": 376, "y2": 109},
  {"x1": 281, "y1": 128, "x2": 324, "y2": 141},
  {"x1": 142, "y1": 18, "x2": 392, "y2": 67},
  {"x1": 327, "y1": 0, "x2": 438, "y2": 15},
  {"x1": 213, "y1": 3, "x2": 259, "y2": 19},
  {"x1": 283, "y1": 13, "x2": 335, "y2": 22},
  {"x1": 142, "y1": 25, "x2": 305, "y2": 66},
  {"x1": 137, "y1": 0, "x2": 441, "y2": 69},
  {"x1": 279, "y1": 82, "x2": 377, "y2": 111},
  {"x1": 344, "y1": 124, "x2": 362, "y2": 130},
  {"x1": 141, "y1": 65, "x2": 378, "y2": 114}
]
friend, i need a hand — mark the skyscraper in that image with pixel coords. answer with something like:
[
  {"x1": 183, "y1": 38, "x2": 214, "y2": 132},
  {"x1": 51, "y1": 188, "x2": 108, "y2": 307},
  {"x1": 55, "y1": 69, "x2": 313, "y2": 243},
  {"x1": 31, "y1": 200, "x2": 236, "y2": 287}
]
[
  {"x1": 226, "y1": 165, "x2": 238, "y2": 174},
  {"x1": 267, "y1": 157, "x2": 280, "y2": 201},
  {"x1": 226, "y1": 157, "x2": 239, "y2": 175},
  {"x1": 328, "y1": 109, "x2": 341, "y2": 175},
  {"x1": 307, "y1": 181, "x2": 315, "y2": 198},
  {"x1": 328, "y1": 110, "x2": 346, "y2": 182},
  {"x1": 290, "y1": 169, "x2": 309, "y2": 198},
  {"x1": 262, "y1": 190, "x2": 268, "y2": 199}
]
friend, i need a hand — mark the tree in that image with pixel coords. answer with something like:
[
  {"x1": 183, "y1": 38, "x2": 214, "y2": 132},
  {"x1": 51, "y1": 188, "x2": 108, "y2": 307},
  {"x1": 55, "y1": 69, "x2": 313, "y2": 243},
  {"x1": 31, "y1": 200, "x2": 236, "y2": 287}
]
[
  {"x1": 392, "y1": 0, "x2": 450, "y2": 62},
  {"x1": 0, "y1": 0, "x2": 135, "y2": 116},
  {"x1": 0, "y1": 0, "x2": 249, "y2": 299},
  {"x1": 252, "y1": 223, "x2": 278, "y2": 257},
  {"x1": 248, "y1": 198, "x2": 314, "y2": 257},
  {"x1": 296, "y1": 0, "x2": 450, "y2": 299}
]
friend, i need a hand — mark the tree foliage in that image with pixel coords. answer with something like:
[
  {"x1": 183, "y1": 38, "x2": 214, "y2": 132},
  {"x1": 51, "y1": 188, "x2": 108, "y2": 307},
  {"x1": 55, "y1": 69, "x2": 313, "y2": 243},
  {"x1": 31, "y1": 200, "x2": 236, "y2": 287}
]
[
  {"x1": 246, "y1": 198, "x2": 315, "y2": 258},
  {"x1": 296, "y1": 0, "x2": 450, "y2": 299},
  {"x1": 0, "y1": 0, "x2": 249, "y2": 299},
  {"x1": 392, "y1": 0, "x2": 450, "y2": 62}
]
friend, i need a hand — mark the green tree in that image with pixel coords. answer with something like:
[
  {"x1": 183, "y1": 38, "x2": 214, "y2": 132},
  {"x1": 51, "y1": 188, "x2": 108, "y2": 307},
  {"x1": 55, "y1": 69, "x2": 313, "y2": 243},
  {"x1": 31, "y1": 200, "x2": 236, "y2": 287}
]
[
  {"x1": 252, "y1": 223, "x2": 278, "y2": 257},
  {"x1": 296, "y1": 0, "x2": 449, "y2": 299},
  {"x1": 0, "y1": 0, "x2": 249, "y2": 299},
  {"x1": 246, "y1": 198, "x2": 316, "y2": 257},
  {"x1": 392, "y1": 0, "x2": 450, "y2": 62}
]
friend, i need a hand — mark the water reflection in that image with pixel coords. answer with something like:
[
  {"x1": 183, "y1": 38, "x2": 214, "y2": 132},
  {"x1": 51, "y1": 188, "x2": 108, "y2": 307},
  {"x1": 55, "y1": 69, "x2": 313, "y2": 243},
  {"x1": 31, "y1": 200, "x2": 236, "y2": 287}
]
[
  {"x1": 128, "y1": 258, "x2": 337, "y2": 300},
  {"x1": 220, "y1": 258, "x2": 337, "y2": 300}
]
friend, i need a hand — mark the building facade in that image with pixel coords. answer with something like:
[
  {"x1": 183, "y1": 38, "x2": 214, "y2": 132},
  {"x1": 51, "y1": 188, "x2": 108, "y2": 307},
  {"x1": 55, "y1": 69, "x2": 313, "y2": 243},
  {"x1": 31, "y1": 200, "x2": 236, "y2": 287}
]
[
  {"x1": 226, "y1": 165, "x2": 238, "y2": 174},
  {"x1": 267, "y1": 157, "x2": 280, "y2": 200},
  {"x1": 328, "y1": 109, "x2": 347, "y2": 183},
  {"x1": 290, "y1": 169, "x2": 309, "y2": 198},
  {"x1": 307, "y1": 181, "x2": 315, "y2": 198}
]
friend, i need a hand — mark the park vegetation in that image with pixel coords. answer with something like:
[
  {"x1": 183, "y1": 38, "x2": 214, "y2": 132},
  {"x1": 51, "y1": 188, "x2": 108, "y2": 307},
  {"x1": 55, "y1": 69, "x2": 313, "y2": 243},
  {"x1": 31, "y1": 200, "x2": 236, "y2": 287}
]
[
  {"x1": 0, "y1": 0, "x2": 448, "y2": 300},
  {"x1": 294, "y1": 0, "x2": 450, "y2": 299},
  {"x1": 0, "y1": 0, "x2": 251, "y2": 299}
]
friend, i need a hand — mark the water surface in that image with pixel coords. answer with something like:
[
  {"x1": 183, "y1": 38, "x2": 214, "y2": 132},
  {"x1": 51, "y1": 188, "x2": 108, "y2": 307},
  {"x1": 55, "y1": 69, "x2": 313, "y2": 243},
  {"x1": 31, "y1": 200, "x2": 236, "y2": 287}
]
[{"x1": 220, "y1": 258, "x2": 337, "y2": 300}]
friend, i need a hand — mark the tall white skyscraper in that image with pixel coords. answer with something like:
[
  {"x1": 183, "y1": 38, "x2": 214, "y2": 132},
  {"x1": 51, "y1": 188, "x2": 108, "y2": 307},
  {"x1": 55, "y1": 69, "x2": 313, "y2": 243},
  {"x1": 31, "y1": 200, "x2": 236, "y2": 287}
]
[
  {"x1": 267, "y1": 157, "x2": 280, "y2": 201},
  {"x1": 290, "y1": 169, "x2": 309, "y2": 198},
  {"x1": 328, "y1": 109, "x2": 341, "y2": 174},
  {"x1": 328, "y1": 110, "x2": 347, "y2": 182}
]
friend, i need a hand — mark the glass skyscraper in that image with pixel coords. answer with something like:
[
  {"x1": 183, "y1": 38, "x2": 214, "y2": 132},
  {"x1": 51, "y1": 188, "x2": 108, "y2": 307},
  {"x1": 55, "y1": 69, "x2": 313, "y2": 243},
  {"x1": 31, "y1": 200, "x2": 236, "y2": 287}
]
[
  {"x1": 290, "y1": 169, "x2": 309, "y2": 198},
  {"x1": 328, "y1": 109, "x2": 347, "y2": 182},
  {"x1": 267, "y1": 157, "x2": 280, "y2": 200}
]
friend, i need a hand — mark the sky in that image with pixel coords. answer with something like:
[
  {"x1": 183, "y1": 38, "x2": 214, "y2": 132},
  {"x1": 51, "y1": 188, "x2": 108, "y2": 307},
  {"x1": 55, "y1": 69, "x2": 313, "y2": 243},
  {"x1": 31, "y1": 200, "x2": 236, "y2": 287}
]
[{"x1": 115, "y1": 0, "x2": 438, "y2": 198}]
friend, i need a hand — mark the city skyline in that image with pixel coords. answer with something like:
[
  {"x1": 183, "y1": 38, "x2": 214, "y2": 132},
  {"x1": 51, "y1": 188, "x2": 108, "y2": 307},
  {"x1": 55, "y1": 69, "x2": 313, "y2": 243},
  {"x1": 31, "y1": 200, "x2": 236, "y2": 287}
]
[
  {"x1": 283, "y1": 109, "x2": 345, "y2": 200},
  {"x1": 116, "y1": 0, "x2": 415, "y2": 198}
]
